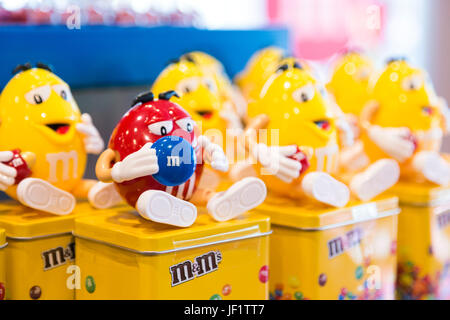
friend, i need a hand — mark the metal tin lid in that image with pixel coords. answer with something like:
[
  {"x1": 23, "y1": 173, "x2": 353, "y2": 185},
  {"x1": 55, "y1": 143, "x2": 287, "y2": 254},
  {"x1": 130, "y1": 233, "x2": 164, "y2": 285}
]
[
  {"x1": 0, "y1": 228, "x2": 5, "y2": 248},
  {"x1": 256, "y1": 195, "x2": 399, "y2": 230},
  {"x1": 74, "y1": 205, "x2": 271, "y2": 254},
  {"x1": 0, "y1": 201, "x2": 96, "y2": 239},
  {"x1": 389, "y1": 182, "x2": 450, "y2": 207}
]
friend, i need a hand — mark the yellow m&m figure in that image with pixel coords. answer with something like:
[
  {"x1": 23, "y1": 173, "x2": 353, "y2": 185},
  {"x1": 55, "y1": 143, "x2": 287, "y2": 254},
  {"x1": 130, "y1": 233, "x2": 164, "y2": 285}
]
[
  {"x1": 360, "y1": 58, "x2": 450, "y2": 185},
  {"x1": 0, "y1": 63, "x2": 121, "y2": 215},
  {"x1": 244, "y1": 63, "x2": 399, "y2": 206},
  {"x1": 327, "y1": 51, "x2": 375, "y2": 116},
  {"x1": 152, "y1": 58, "x2": 229, "y2": 140},
  {"x1": 326, "y1": 52, "x2": 376, "y2": 172}
]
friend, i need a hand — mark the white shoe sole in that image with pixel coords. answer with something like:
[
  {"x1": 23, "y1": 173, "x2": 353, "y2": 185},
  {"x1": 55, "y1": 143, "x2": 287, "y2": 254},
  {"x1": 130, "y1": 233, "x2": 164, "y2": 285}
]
[
  {"x1": 207, "y1": 177, "x2": 267, "y2": 221},
  {"x1": 351, "y1": 159, "x2": 400, "y2": 201},
  {"x1": 17, "y1": 178, "x2": 75, "y2": 215},
  {"x1": 414, "y1": 151, "x2": 450, "y2": 186},
  {"x1": 88, "y1": 182, "x2": 123, "y2": 209},
  {"x1": 136, "y1": 190, "x2": 197, "y2": 227},
  {"x1": 302, "y1": 172, "x2": 350, "y2": 207}
]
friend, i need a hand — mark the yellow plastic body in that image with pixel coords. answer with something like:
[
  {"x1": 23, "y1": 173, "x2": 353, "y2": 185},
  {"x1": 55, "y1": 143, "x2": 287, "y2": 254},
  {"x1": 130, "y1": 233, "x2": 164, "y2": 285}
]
[
  {"x1": 248, "y1": 67, "x2": 339, "y2": 199},
  {"x1": 0, "y1": 68, "x2": 86, "y2": 198},
  {"x1": 391, "y1": 182, "x2": 450, "y2": 300},
  {"x1": 257, "y1": 195, "x2": 398, "y2": 300},
  {"x1": 245, "y1": 56, "x2": 311, "y2": 117},
  {"x1": 327, "y1": 52, "x2": 374, "y2": 116},
  {"x1": 182, "y1": 51, "x2": 236, "y2": 108},
  {"x1": 234, "y1": 46, "x2": 284, "y2": 101},
  {"x1": 74, "y1": 205, "x2": 270, "y2": 300},
  {"x1": 0, "y1": 228, "x2": 6, "y2": 300},
  {"x1": 361, "y1": 60, "x2": 444, "y2": 168},
  {"x1": 152, "y1": 60, "x2": 227, "y2": 138},
  {"x1": 0, "y1": 201, "x2": 96, "y2": 300}
]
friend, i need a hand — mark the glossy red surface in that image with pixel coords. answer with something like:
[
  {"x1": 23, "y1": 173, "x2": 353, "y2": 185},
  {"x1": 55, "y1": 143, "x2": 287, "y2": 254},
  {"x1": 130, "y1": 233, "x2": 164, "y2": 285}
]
[
  {"x1": 109, "y1": 97, "x2": 204, "y2": 207},
  {"x1": 3, "y1": 149, "x2": 32, "y2": 184}
]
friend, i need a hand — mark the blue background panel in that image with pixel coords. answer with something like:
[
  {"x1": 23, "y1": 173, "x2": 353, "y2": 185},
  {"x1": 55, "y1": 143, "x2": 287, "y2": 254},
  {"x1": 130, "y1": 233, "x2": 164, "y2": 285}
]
[{"x1": 0, "y1": 25, "x2": 289, "y2": 89}]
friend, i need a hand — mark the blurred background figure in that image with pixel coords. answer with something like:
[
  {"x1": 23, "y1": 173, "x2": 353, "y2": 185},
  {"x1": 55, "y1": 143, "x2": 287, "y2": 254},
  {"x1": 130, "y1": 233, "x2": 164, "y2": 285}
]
[{"x1": 0, "y1": 0, "x2": 448, "y2": 193}]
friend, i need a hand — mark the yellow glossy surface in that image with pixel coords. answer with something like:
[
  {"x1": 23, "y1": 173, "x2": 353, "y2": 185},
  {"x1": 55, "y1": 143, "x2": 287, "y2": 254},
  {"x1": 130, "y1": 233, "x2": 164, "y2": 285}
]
[
  {"x1": 235, "y1": 46, "x2": 284, "y2": 101},
  {"x1": 260, "y1": 196, "x2": 398, "y2": 300},
  {"x1": 0, "y1": 201, "x2": 93, "y2": 238},
  {"x1": 249, "y1": 67, "x2": 339, "y2": 196},
  {"x1": 391, "y1": 182, "x2": 450, "y2": 299},
  {"x1": 0, "y1": 201, "x2": 97, "y2": 300},
  {"x1": 251, "y1": 68, "x2": 336, "y2": 150},
  {"x1": 182, "y1": 51, "x2": 235, "y2": 105},
  {"x1": 152, "y1": 60, "x2": 227, "y2": 137},
  {"x1": 74, "y1": 207, "x2": 270, "y2": 299},
  {"x1": 0, "y1": 68, "x2": 86, "y2": 198},
  {"x1": 362, "y1": 60, "x2": 443, "y2": 162},
  {"x1": 327, "y1": 52, "x2": 374, "y2": 115},
  {"x1": 259, "y1": 194, "x2": 398, "y2": 229},
  {"x1": 245, "y1": 56, "x2": 310, "y2": 114},
  {"x1": 371, "y1": 60, "x2": 440, "y2": 131}
]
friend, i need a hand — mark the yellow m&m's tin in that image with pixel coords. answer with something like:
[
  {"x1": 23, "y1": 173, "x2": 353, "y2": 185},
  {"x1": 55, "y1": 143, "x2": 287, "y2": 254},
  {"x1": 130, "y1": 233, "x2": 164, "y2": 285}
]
[
  {"x1": 74, "y1": 205, "x2": 270, "y2": 300},
  {"x1": 0, "y1": 228, "x2": 6, "y2": 300},
  {"x1": 0, "y1": 201, "x2": 96, "y2": 300},
  {"x1": 392, "y1": 182, "x2": 450, "y2": 300},
  {"x1": 257, "y1": 195, "x2": 399, "y2": 300}
]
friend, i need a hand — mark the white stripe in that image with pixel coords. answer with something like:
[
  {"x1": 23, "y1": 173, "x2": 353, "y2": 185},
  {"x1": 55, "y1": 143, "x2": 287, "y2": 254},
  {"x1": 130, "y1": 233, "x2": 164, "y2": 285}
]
[
  {"x1": 166, "y1": 186, "x2": 173, "y2": 195},
  {"x1": 176, "y1": 183, "x2": 185, "y2": 198},
  {"x1": 185, "y1": 174, "x2": 196, "y2": 200}
]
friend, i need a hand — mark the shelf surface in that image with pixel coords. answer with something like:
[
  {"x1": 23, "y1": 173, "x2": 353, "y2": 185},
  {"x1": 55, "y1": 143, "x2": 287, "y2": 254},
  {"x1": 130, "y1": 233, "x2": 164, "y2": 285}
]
[{"x1": 0, "y1": 25, "x2": 289, "y2": 88}]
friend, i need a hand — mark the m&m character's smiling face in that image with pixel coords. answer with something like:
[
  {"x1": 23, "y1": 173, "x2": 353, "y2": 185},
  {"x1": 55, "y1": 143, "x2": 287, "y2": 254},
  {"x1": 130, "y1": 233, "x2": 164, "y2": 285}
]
[
  {"x1": 0, "y1": 65, "x2": 87, "y2": 193},
  {"x1": 109, "y1": 91, "x2": 197, "y2": 160},
  {"x1": 0, "y1": 65, "x2": 82, "y2": 146},
  {"x1": 108, "y1": 91, "x2": 202, "y2": 207},
  {"x1": 253, "y1": 64, "x2": 337, "y2": 149},
  {"x1": 152, "y1": 60, "x2": 224, "y2": 135},
  {"x1": 370, "y1": 59, "x2": 441, "y2": 133}
]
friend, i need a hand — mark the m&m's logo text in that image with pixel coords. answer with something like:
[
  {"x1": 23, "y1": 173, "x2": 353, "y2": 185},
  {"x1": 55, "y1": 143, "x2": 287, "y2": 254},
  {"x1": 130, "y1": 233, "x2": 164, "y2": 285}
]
[
  {"x1": 328, "y1": 228, "x2": 363, "y2": 259},
  {"x1": 170, "y1": 251, "x2": 222, "y2": 286},
  {"x1": 41, "y1": 242, "x2": 75, "y2": 270}
]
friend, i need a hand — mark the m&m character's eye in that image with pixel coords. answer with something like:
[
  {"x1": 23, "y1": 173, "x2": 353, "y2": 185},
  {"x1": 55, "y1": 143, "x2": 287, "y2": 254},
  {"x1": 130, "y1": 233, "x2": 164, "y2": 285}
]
[
  {"x1": 402, "y1": 75, "x2": 423, "y2": 91},
  {"x1": 34, "y1": 94, "x2": 43, "y2": 104},
  {"x1": 292, "y1": 83, "x2": 315, "y2": 103},
  {"x1": 176, "y1": 118, "x2": 195, "y2": 133},
  {"x1": 204, "y1": 78, "x2": 217, "y2": 93},
  {"x1": 52, "y1": 84, "x2": 72, "y2": 101},
  {"x1": 177, "y1": 78, "x2": 199, "y2": 95},
  {"x1": 25, "y1": 85, "x2": 51, "y2": 105},
  {"x1": 148, "y1": 120, "x2": 174, "y2": 136}
]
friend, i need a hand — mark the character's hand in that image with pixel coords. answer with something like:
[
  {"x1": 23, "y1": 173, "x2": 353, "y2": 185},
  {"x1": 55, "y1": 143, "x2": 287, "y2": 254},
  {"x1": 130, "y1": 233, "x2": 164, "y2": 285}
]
[
  {"x1": 198, "y1": 135, "x2": 229, "y2": 172},
  {"x1": 111, "y1": 143, "x2": 159, "y2": 183},
  {"x1": 368, "y1": 125, "x2": 416, "y2": 162},
  {"x1": 0, "y1": 151, "x2": 17, "y2": 191},
  {"x1": 220, "y1": 102, "x2": 243, "y2": 136},
  {"x1": 252, "y1": 143, "x2": 302, "y2": 183},
  {"x1": 336, "y1": 117, "x2": 355, "y2": 147},
  {"x1": 76, "y1": 113, "x2": 105, "y2": 154}
]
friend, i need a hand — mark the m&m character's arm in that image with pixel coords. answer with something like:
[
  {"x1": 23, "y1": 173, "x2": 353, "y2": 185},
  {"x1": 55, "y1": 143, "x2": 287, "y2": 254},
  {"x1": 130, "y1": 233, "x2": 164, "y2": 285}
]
[{"x1": 96, "y1": 144, "x2": 159, "y2": 183}]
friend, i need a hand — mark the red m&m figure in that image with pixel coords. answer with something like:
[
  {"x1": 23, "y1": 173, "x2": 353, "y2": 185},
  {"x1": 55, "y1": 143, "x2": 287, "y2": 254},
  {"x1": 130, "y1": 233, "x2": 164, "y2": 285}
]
[{"x1": 96, "y1": 91, "x2": 267, "y2": 227}]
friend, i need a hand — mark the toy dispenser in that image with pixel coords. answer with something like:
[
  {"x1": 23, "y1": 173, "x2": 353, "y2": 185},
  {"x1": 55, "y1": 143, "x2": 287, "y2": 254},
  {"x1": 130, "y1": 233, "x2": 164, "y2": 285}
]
[
  {"x1": 74, "y1": 205, "x2": 270, "y2": 300},
  {"x1": 392, "y1": 182, "x2": 450, "y2": 300},
  {"x1": 258, "y1": 195, "x2": 399, "y2": 300}
]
